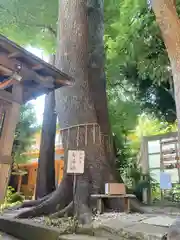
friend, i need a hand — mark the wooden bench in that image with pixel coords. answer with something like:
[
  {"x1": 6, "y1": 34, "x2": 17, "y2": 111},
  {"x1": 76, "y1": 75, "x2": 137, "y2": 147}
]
[{"x1": 91, "y1": 194, "x2": 136, "y2": 214}]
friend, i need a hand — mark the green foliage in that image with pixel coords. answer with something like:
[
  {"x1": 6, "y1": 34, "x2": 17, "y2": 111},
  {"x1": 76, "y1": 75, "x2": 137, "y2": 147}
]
[
  {"x1": 0, "y1": 186, "x2": 24, "y2": 210},
  {"x1": 0, "y1": 0, "x2": 177, "y2": 123},
  {"x1": 12, "y1": 103, "x2": 40, "y2": 164},
  {"x1": 5, "y1": 186, "x2": 15, "y2": 203},
  {"x1": 1, "y1": 0, "x2": 179, "y2": 190},
  {"x1": 128, "y1": 114, "x2": 177, "y2": 154},
  {"x1": 0, "y1": 0, "x2": 57, "y2": 51},
  {"x1": 121, "y1": 114, "x2": 177, "y2": 189},
  {"x1": 105, "y1": 0, "x2": 176, "y2": 122},
  {"x1": 6, "y1": 187, "x2": 24, "y2": 204},
  {"x1": 108, "y1": 88, "x2": 141, "y2": 173}
]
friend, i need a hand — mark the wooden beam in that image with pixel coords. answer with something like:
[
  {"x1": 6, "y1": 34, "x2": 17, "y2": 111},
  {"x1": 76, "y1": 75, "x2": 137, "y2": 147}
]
[
  {"x1": 55, "y1": 78, "x2": 73, "y2": 86},
  {"x1": 0, "y1": 54, "x2": 54, "y2": 88},
  {"x1": 8, "y1": 52, "x2": 22, "y2": 59},
  {"x1": 0, "y1": 79, "x2": 14, "y2": 90},
  {"x1": 0, "y1": 34, "x2": 73, "y2": 84},
  {"x1": 32, "y1": 64, "x2": 44, "y2": 71},
  {"x1": 0, "y1": 54, "x2": 72, "y2": 88},
  {"x1": 0, "y1": 89, "x2": 23, "y2": 104},
  {"x1": 0, "y1": 65, "x2": 13, "y2": 76}
]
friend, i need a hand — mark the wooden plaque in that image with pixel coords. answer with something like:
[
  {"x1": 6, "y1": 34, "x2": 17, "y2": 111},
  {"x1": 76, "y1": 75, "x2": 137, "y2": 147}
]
[{"x1": 67, "y1": 150, "x2": 85, "y2": 174}]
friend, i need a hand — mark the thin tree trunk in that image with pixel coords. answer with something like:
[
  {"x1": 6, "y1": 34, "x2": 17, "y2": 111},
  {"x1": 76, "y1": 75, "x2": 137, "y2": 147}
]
[
  {"x1": 151, "y1": 0, "x2": 180, "y2": 153},
  {"x1": 87, "y1": 0, "x2": 111, "y2": 136},
  {"x1": 36, "y1": 54, "x2": 56, "y2": 199},
  {"x1": 151, "y1": 8, "x2": 180, "y2": 237},
  {"x1": 87, "y1": 0, "x2": 118, "y2": 177}
]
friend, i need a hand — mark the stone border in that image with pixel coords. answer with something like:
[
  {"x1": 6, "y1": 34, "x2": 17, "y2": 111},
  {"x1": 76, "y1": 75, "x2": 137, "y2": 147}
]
[
  {"x1": 0, "y1": 216, "x2": 168, "y2": 240},
  {"x1": 0, "y1": 217, "x2": 61, "y2": 240},
  {"x1": 92, "y1": 225, "x2": 165, "y2": 240}
]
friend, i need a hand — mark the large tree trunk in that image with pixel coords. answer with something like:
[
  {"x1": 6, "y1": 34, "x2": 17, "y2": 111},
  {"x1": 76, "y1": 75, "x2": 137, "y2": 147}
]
[
  {"x1": 16, "y1": 0, "x2": 143, "y2": 222},
  {"x1": 36, "y1": 55, "x2": 56, "y2": 199},
  {"x1": 151, "y1": 1, "x2": 180, "y2": 152},
  {"x1": 55, "y1": 0, "x2": 118, "y2": 223}
]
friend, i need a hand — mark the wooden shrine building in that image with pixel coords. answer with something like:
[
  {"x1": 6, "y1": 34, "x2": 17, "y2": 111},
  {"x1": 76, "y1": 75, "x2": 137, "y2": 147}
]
[{"x1": 0, "y1": 34, "x2": 73, "y2": 203}]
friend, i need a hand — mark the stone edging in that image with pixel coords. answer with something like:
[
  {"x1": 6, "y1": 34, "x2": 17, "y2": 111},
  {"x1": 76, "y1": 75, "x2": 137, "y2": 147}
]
[
  {"x1": 0, "y1": 216, "x2": 167, "y2": 240},
  {"x1": 0, "y1": 217, "x2": 61, "y2": 240},
  {"x1": 91, "y1": 225, "x2": 165, "y2": 240}
]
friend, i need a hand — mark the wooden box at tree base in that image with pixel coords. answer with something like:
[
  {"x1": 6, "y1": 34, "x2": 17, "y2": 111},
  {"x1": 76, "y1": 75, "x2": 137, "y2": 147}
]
[{"x1": 105, "y1": 183, "x2": 126, "y2": 195}]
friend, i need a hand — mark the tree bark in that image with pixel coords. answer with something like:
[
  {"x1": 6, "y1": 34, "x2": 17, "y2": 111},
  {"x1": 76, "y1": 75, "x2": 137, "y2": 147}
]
[
  {"x1": 36, "y1": 55, "x2": 56, "y2": 199},
  {"x1": 55, "y1": 0, "x2": 120, "y2": 223},
  {"x1": 15, "y1": 0, "x2": 144, "y2": 221},
  {"x1": 151, "y1": 9, "x2": 180, "y2": 237},
  {"x1": 151, "y1": 0, "x2": 180, "y2": 153},
  {"x1": 87, "y1": 0, "x2": 115, "y2": 166}
]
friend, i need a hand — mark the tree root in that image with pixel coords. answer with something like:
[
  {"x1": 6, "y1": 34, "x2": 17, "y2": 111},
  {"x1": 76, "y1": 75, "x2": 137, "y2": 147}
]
[
  {"x1": 10, "y1": 170, "x2": 147, "y2": 221},
  {"x1": 20, "y1": 193, "x2": 53, "y2": 208},
  {"x1": 4, "y1": 193, "x2": 53, "y2": 213},
  {"x1": 16, "y1": 175, "x2": 73, "y2": 219},
  {"x1": 15, "y1": 192, "x2": 146, "y2": 219},
  {"x1": 130, "y1": 198, "x2": 146, "y2": 213},
  {"x1": 50, "y1": 201, "x2": 73, "y2": 218}
]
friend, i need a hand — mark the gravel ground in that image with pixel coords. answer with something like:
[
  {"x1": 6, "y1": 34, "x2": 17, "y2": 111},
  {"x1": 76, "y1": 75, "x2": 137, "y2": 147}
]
[
  {"x1": 93, "y1": 212, "x2": 146, "y2": 225},
  {"x1": 32, "y1": 205, "x2": 180, "y2": 226},
  {"x1": 32, "y1": 212, "x2": 145, "y2": 225}
]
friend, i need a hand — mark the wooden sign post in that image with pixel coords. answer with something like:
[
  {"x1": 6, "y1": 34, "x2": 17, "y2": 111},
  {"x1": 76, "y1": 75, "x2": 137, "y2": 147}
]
[{"x1": 67, "y1": 150, "x2": 85, "y2": 215}]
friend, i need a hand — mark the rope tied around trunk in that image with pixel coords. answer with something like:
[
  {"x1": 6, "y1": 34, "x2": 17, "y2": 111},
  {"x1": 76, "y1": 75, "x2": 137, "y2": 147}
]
[{"x1": 58, "y1": 123, "x2": 112, "y2": 148}]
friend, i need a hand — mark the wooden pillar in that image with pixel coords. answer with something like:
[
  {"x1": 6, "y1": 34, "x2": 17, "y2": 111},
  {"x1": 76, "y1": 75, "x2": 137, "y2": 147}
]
[
  {"x1": 124, "y1": 197, "x2": 130, "y2": 213},
  {"x1": 17, "y1": 175, "x2": 22, "y2": 193},
  {"x1": 141, "y1": 137, "x2": 149, "y2": 204},
  {"x1": 56, "y1": 161, "x2": 60, "y2": 187},
  {"x1": 0, "y1": 102, "x2": 20, "y2": 203},
  {"x1": 0, "y1": 85, "x2": 22, "y2": 203},
  {"x1": 33, "y1": 184, "x2": 36, "y2": 200}
]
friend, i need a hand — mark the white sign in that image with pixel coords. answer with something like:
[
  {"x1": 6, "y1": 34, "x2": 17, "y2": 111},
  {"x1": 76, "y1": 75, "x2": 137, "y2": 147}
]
[
  {"x1": 67, "y1": 150, "x2": 85, "y2": 174},
  {"x1": 160, "y1": 172, "x2": 172, "y2": 190}
]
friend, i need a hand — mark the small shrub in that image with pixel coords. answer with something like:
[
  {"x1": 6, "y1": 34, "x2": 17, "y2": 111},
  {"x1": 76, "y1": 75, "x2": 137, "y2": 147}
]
[
  {"x1": 8, "y1": 192, "x2": 24, "y2": 203},
  {"x1": 0, "y1": 186, "x2": 24, "y2": 211}
]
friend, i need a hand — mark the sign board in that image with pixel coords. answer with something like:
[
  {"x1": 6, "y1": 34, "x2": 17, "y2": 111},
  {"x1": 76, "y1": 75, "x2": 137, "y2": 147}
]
[
  {"x1": 67, "y1": 150, "x2": 85, "y2": 174},
  {"x1": 160, "y1": 172, "x2": 172, "y2": 190}
]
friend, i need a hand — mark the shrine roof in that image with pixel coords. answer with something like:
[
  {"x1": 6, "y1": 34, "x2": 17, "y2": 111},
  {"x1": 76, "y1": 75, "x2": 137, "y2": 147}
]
[{"x1": 0, "y1": 35, "x2": 73, "y2": 102}]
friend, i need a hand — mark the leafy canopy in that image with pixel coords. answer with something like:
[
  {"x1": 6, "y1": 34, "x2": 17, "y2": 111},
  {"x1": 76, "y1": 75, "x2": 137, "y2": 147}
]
[
  {"x1": 0, "y1": 0, "x2": 176, "y2": 122},
  {"x1": 105, "y1": 0, "x2": 176, "y2": 122},
  {"x1": 0, "y1": 0, "x2": 57, "y2": 51},
  {"x1": 1, "y1": 0, "x2": 178, "y2": 170}
]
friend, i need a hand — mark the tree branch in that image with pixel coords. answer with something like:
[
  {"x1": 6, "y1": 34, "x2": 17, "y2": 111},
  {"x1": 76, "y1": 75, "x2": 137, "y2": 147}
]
[{"x1": 0, "y1": 4, "x2": 57, "y2": 37}]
